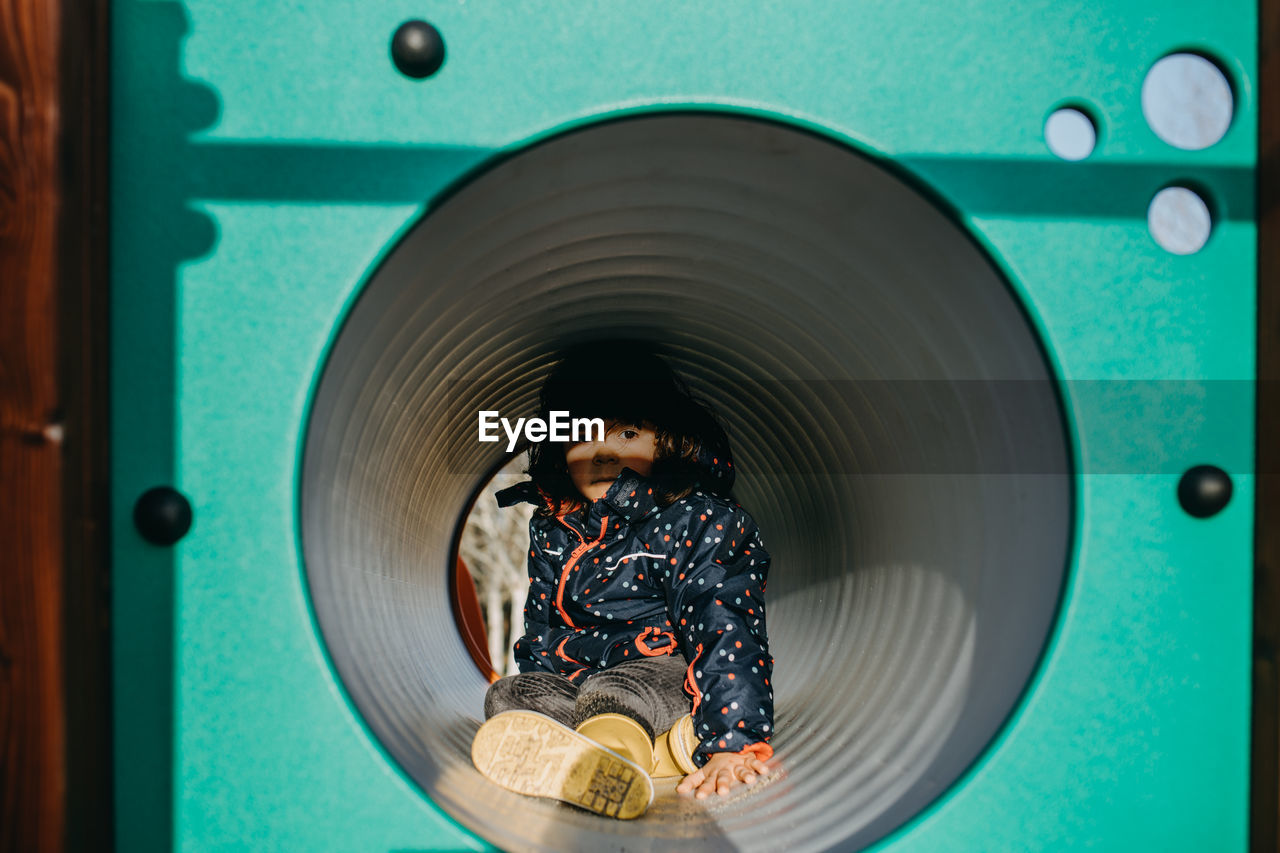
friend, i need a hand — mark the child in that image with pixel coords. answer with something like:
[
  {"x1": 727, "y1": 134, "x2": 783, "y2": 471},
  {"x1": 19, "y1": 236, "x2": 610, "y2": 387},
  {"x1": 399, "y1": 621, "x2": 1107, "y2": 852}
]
[{"x1": 470, "y1": 342, "x2": 775, "y2": 820}]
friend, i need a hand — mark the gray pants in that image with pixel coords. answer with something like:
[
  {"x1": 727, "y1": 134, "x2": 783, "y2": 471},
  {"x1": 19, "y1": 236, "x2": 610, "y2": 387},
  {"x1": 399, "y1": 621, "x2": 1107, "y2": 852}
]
[{"x1": 484, "y1": 654, "x2": 690, "y2": 741}]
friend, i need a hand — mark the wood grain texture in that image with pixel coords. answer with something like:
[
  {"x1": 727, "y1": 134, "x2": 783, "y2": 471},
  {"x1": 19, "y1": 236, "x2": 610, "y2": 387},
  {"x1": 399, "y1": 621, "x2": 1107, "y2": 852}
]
[
  {"x1": 1256, "y1": 0, "x2": 1280, "y2": 848},
  {"x1": 0, "y1": 0, "x2": 67, "y2": 849},
  {"x1": 1, "y1": 0, "x2": 112, "y2": 850}
]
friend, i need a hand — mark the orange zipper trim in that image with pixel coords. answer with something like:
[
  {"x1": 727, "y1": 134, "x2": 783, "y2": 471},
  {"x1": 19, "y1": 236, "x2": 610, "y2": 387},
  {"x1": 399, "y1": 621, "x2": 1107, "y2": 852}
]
[
  {"x1": 636, "y1": 627, "x2": 677, "y2": 656},
  {"x1": 684, "y1": 643, "x2": 705, "y2": 715},
  {"x1": 553, "y1": 514, "x2": 608, "y2": 629},
  {"x1": 555, "y1": 635, "x2": 589, "y2": 680}
]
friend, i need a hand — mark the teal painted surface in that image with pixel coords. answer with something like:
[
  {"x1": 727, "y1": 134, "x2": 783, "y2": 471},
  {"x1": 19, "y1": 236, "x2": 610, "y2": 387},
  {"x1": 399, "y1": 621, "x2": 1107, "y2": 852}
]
[{"x1": 112, "y1": 0, "x2": 1255, "y2": 850}]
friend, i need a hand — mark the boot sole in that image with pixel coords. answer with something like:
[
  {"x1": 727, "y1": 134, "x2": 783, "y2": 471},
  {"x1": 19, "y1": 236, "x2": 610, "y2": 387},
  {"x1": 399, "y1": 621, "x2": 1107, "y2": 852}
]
[{"x1": 472, "y1": 710, "x2": 655, "y2": 819}]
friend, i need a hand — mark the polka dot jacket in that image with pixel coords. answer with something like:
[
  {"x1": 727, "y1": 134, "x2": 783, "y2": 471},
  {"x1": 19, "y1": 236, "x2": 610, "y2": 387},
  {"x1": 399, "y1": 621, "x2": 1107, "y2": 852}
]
[{"x1": 495, "y1": 450, "x2": 774, "y2": 768}]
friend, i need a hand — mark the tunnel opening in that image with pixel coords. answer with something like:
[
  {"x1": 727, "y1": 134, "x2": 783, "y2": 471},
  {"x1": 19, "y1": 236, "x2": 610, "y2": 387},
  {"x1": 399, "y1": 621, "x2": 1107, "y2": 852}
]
[
  {"x1": 450, "y1": 454, "x2": 539, "y2": 684},
  {"x1": 300, "y1": 112, "x2": 1074, "y2": 852}
]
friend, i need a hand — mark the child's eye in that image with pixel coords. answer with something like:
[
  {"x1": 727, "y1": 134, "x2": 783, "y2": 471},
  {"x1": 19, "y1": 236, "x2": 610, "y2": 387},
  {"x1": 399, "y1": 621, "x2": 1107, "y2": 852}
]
[{"x1": 620, "y1": 429, "x2": 639, "y2": 440}]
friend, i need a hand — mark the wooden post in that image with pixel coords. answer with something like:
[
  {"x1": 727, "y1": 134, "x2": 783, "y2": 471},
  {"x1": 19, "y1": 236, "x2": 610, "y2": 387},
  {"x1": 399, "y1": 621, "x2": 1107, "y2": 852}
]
[{"x1": 0, "y1": 1, "x2": 112, "y2": 851}]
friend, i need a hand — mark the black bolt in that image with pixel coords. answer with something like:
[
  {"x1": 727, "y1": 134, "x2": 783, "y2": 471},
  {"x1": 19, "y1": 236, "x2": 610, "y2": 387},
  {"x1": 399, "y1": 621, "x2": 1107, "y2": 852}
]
[
  {"x1": 391, "y1": 21, "x2": 445, "y2": 79},
  {"x1": 1177, "y1": 465, "x2": 1233, "y2": 519},
  {"x1": 134, "y1": 486, "x2": 194, "y2": 545}
]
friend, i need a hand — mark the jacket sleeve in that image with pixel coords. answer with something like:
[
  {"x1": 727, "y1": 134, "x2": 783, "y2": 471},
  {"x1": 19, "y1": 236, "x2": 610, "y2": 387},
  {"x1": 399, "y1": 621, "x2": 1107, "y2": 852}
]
[
  {"x1": 665, "y1": 501, "x2": 774, "y2": 767},
  {"x1": 512, "y1": 518, "x2": 560, "y2": 674}
]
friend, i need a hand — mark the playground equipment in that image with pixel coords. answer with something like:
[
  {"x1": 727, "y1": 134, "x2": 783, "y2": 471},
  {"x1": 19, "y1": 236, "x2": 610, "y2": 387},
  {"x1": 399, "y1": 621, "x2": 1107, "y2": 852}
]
[{"x1": 112, "y1": 2, "x2": 1255, "y2": 850}]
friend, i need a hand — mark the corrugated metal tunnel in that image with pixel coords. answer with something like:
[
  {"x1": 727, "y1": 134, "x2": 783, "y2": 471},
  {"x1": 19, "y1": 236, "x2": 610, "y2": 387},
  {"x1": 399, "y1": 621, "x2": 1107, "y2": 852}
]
[{"x1": 300, "y1": 113, "x2": 1074, "y2": 852}]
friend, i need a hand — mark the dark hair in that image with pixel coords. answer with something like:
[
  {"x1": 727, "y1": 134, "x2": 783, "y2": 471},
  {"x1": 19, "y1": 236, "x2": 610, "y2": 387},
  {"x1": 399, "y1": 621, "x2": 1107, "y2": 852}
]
[{"x1": 524, "y1": 341, "x2": 733, "y2": 518}]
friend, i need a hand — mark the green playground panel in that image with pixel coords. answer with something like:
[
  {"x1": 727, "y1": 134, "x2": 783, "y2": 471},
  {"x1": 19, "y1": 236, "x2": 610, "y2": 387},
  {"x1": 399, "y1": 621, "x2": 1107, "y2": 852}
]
[{"x1": 111, "y1": 0, "x2": 1255, "y2": 850}]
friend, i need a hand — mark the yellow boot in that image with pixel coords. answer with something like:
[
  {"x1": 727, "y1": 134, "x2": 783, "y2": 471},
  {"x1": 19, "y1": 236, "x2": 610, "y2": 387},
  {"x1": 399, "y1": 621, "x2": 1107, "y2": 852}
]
[
  {"x1": 574, "y1": 713, "x2": 655, "y2": 770},
  {"x1": 651, "y1": 715, "x2": 700, "y2": 778},
  {"x1": 472, "y1": 710, "x2": 654, "y2": 819}
]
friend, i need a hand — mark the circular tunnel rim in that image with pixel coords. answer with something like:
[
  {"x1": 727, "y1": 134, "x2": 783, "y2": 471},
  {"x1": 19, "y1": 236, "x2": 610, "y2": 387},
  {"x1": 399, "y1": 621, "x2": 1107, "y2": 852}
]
[{"x1": 296, "y1": 107, "x2": 1079, "y2": 853}]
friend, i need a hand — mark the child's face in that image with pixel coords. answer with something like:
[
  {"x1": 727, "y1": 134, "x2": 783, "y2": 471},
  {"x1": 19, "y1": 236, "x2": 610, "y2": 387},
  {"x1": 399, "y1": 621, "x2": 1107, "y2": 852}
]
[{"x1": 564, "y1": 419, "x2": 659, "y2": 501}]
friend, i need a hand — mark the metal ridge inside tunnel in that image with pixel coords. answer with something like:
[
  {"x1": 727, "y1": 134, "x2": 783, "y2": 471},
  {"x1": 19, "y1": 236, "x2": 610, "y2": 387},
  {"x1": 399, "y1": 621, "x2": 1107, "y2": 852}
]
[{"x1": 300, "y1": 112, "x2": 1074, "y2": 853}]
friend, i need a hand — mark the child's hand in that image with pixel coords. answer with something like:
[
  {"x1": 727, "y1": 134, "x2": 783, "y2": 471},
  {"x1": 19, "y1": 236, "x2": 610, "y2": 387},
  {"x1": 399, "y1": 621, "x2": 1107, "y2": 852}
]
[{"x1": 676, "y1": 752, "x2": 769, "y2": 799}]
